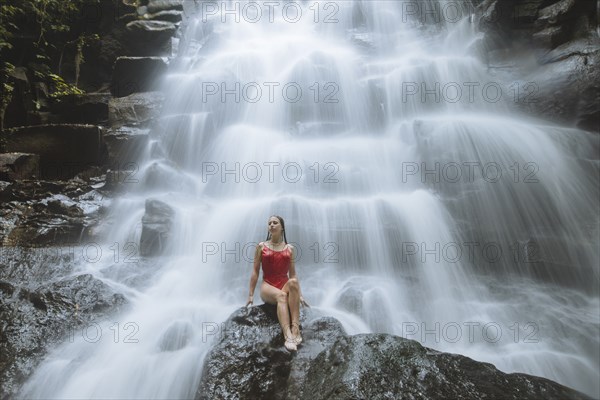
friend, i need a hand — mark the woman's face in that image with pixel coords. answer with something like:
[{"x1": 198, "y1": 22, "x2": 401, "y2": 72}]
[{"x1": 268, "y1": 217, "x2": 283, "y2": 236}]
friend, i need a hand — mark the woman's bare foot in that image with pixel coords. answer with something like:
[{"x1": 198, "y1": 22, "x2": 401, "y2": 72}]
[
  {"x1": 283, "y1": 327, "x2": 297, "y2": 351},
  {"x1": 284, "y1": 336, "x2": 297, "y2": 351}
]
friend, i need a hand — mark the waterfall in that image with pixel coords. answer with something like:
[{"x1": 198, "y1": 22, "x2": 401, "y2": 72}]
[{"x1": 19, "y1": 1, "x2": 599, "y2": 398}]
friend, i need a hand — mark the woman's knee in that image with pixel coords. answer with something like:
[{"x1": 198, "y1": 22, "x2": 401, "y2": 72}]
[
  {"x1": 287, "y1": 278, "x2": 299, "y2": 291},
  {"x1": 276, "y1": 291, "x2": 288, "y2": 303}
]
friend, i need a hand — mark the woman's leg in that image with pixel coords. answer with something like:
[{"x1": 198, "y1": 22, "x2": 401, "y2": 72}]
[
  {"x1": 285, "y1": 278, "x2": 301, "y2": 339},
  {"x1": 260, "y1": 281, "x2": 294, "y2": 341}
]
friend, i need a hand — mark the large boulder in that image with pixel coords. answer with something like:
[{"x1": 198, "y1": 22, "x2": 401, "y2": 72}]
[
  {"x1": 303, "y1": 334, "x2": 590, "y2": 400},
  {"x1": 197, "y1": 305, "x2": 592, "y2": 400},
  {"x1": 197, "y1": 304, "x2": 346, "y2": 400}
]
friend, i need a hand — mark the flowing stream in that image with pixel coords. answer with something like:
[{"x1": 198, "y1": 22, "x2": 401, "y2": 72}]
[{"x1": 19, "y1": 1, "x2": 599, "y2": 398}]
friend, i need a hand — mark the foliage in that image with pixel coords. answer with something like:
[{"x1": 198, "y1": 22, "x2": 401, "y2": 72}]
[
  {"x1": 48, "y1": 73, "x2": 85, "y2": 99},
  {"x1": 0, "y1": 0, "x2": 102, "y2": 126}
]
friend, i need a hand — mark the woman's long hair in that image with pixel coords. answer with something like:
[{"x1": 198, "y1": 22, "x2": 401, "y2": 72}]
[{"x1": 264, "y1": 215, "x2": 288, "y2": 244}]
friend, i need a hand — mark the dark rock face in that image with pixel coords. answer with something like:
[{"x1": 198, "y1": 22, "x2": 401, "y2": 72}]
[
  {"x1": 523, "y1": 38, "x2": 600, "y2": 132},
  {"x1": 0, "y1": 153, "x2": 40, "y2": 181},
  {"x1": 0, "y1": 262, "x2": 128, "y2": 400},
  {"x1": 2, "y1": 124, "x2": 106, "y2": 180},
  {"x1": 475, "y1": 0, "x2": 599, "y2": 131},
  {"x1": 125, "y1": 20, "x2": 178, "y2": 57},
  {"x1": 197, "y1": 306, "x2": 592, "y2": 400},
  {"x1": 111, "y1": 57, "x2": 169, "y2": 98},
  {"x1": 304, "y1": 334, "x2": 591, "y2": 400},
  {"x1": 49, "y1": 93, "x2": 112, "y2": 125}
]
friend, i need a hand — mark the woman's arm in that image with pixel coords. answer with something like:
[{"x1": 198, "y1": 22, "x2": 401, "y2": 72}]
[{"x1": 246, "y1": 242, "x2": 262, "y2": 307}]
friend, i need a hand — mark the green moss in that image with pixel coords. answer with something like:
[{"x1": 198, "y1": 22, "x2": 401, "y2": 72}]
[{"x1": 48, "y1": 73, "x2": 85, "y2": 100}]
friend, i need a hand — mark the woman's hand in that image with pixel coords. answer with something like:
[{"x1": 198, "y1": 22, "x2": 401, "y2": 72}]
[
  {"x1": 245, "y1": 295, "x2": 254, "y2": 308},
  {"x1": 300, "y1": 296, "x2": 310, "y2": 308}
]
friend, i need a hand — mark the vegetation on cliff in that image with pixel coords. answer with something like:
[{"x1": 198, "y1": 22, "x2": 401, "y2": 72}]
[{"x1": 0, "y1": 0, "x2": 102, "y2": 129}]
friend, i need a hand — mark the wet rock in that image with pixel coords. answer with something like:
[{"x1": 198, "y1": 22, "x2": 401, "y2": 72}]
[
  {"x1": 111, "y1": 56, "x2": 169, "y2": 98},
  {"x1": 0, "y1": 179, "x2": 110, "y2": 246},
  {"x1": 125, "y1": 20, "x2": 177, "y2": 57},
  {"x1": 0, "y1": 246, "x2": 78, "y2": 287},
  {"x1": 197, "y1": 306, "x2": 592, "y2": 400},
  {"x1": 142, "y1": 10, "x2": 184, "y2": 23},
  {"x1": 108, "y1": 91, "x2": 165, "y2": 128},
  {"x1": 139, "y1": 198, "x2": 175, "y2": 256},
  {"x1": 522, "y1": 39, "x2": 600, "y2": 132},
  {"x1": 475, "y1": 0, "x2": 599, "y2": 130},
  {"x1": 537, "y1": 0, "x2": 576, "y2": 26},
  {"x1": 2, "y1": 125, "x2": 106, "y2": 180},
  {"x1": 197, "y1": 304, "x2": 346, "y2": 400},
  {"x1": 0, "y1": 153, "x2": 40, "y2": 181},
  {"x1": 0, "y1": 273, "x2": 127, "y2": 400},
  {"x1": 302, "y1": 334, "x2": 592, "y2": 400},
  {"x1": 531, "y1": 25, "x2": 565, "y2": 49},
  {"x1": 104, "y1": 126, "x2": 150, "y2": 166},
  {"x1": 146, "y1": 0, "x2": 184, "y2": 14}
]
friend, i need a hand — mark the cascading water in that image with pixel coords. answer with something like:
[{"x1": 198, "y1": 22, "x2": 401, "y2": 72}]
[{"x1": 19, "y1": 1, "x2": 599, "y2": 398}]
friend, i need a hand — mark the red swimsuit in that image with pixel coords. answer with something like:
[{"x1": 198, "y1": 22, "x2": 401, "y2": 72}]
[{"x1": 262, "y1": 243, "x2": 291, "y2": 290}]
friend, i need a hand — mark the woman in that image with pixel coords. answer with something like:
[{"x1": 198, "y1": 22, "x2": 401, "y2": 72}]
[{"x1": 245, "y1": 215, "x2": 309, "y2": 352}]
